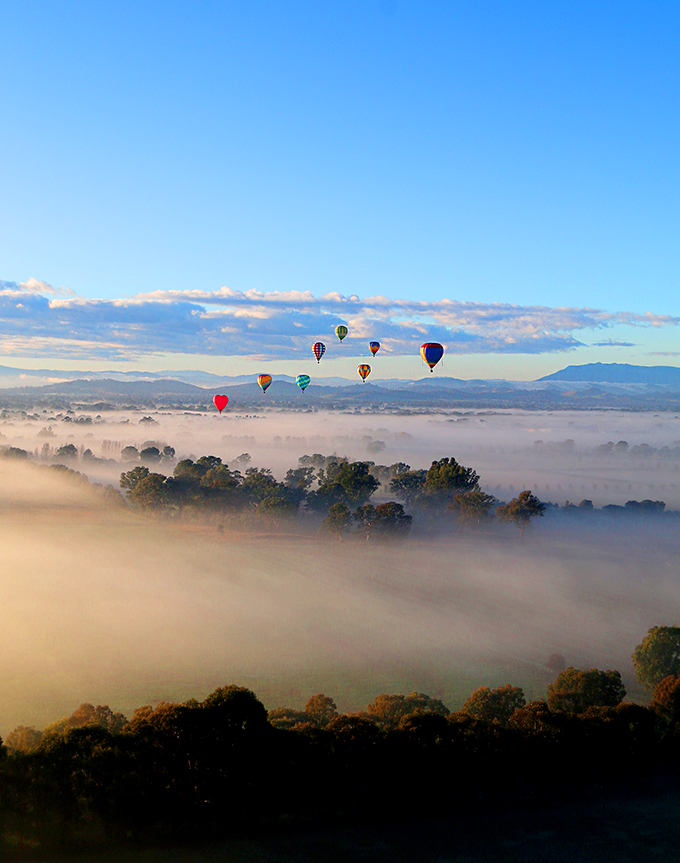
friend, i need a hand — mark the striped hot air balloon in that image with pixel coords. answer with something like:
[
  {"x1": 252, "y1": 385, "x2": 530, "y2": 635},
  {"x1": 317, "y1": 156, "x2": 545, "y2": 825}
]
[
  {"x1": 335, "y1": 325, "x2": 348, "y2": 342},
  {"x1": 296, "y1": 374, "x2": 311, "y2": 392},
  {"x1": 357, "y1": 364, "x2": 371, "y2": 382},
  {"x1": 312, "y1": 342, "x2": 326, "y2": 363},
  {"x1": 420, "y1": 342, "x2": 444, "y2": 372},
  {"x1": 369, "y1": 341, "x2": 380, "y2": 356}
]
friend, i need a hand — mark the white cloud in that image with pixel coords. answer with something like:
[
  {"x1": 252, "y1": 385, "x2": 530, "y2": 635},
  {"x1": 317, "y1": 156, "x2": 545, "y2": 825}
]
[
  {"x1": 0, "y1": 280, "x2": 677, "y2": 361},
  {"x1": 0, "y1": 279, "x2": 76, "y2": 296}
]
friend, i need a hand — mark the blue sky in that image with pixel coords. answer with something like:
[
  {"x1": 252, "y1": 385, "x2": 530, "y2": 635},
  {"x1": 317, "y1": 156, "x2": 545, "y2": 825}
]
[{"x1": 1, "y1": 1, "x2": 679, "y2": 379}]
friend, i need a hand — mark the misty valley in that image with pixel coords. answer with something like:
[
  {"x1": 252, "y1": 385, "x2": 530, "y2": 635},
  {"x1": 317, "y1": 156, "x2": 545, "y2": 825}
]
[{"x1": 1, "y1": 405, "x2": 680, "y2": 859}]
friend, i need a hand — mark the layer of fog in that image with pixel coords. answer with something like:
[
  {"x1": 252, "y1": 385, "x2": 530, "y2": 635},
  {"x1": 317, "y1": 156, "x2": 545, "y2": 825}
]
[
  {"x1": 3, "y1": 406, "x2": 680, "y2": 507},
  {"x1": 1, "y1": 459, "x2": 679, "y2": 737}
]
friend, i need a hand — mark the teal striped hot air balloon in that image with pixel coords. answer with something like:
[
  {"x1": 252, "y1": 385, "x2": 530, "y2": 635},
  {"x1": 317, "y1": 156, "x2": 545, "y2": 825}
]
[{"x1": 296, "y1": 374, "x2": 311, "y2": 392}]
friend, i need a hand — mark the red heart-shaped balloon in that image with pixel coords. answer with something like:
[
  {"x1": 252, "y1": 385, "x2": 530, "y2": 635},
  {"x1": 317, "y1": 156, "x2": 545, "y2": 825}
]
[{"x1": 213, "y1": 394, "x2": 229, "y2": 413}]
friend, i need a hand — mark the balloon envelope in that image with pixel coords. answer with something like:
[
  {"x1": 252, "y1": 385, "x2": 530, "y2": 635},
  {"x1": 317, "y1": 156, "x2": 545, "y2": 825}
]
[
  {"x1": 369, "y1": 341, "x2": 380, "y2": 356},
  {"x1": 312, "y1": 342, "x2": 326, "y2": 362},
  {"x1": 335, "y1": 325, "x2": 348, "y2": 342},
  {"x1": 257, "y1": 374, "x2": 273, "y2": 392},
  {"x1": 420, "y1": 342, "x2": 444, "y2": 372},
  {"x1": 357, "y1": 363, "x2": 371, "y2": 381},
  {"x1": 296, "y1": 374, "x2": 311, "y2": 391},
  {"x1": 213, "y1": 394, "x2": 229, "y2": 413}
]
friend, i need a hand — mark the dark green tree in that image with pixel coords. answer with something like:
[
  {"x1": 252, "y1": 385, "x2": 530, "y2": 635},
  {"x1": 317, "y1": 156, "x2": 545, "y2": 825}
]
[
  {"x1": 197, "y1": 455, "x2": 223, "y2": 471},
  {"x1": 169, "y1": 458, "x2": 207, "y2": 512},
  {"x1": 461, "y1": 684, "x2": 526, "y2": 724},
  {"x1": 372, "y1": 502, "x2": 413, "y2": 539},
  {"x1": 305, "y1": 694, "x2": 338, "y2": 728},
  {"x1": 127, "y1": 473, "x2": 171, "y2": 509},
  {"x1": 496, "y1": 490, "x2": 546, "y2": 541},
  {"x1": 366, "y1": 692, "x2": 449, "y2": 730},
  {"x1": 318, "y1": 456, "x2": 348, "y2": 483},
  {"x1": 3, "y1": 446, "x2": 28, "y2": 459},
  {"x1": 333, "y1": 461, "x2": 379, "y2": 504},
  {"x1": 64, "y1": 703, "x2": 129, "y2": 733},
  {"x1": 5, "y1": 725, "x2": 43, "y2": 754},
  {"x1": 201, "y1": 684, "x2": 268, "y2": 731},
  {"x1": 353, "y1": 502, "x2": 412, "y2": 541},
  {"x1": 633, "y1": 626, "x2": 680, "y2": 689},
  {"x1": 307, "y1": 480, "x2": 347, "y2": 512},
  {"x1": 388, "y1": 469, "x2": 427, "y2": 507},
  {"x1": 284, "y1": 466, "x2": 316, "y2": 491},
  {"x1": 140, "y1": 446, "x2": 161, "y2": 464},
  {"x1": 55, "y1": 443, "x2": 78, "y2": 460},
  {"x1": 353, "y1": 503, "x2": 377, "y2": 541},
  {"x1": 256, "y1": 489, "x2": 300, "y2": 521},
  {"x1": 323, "y1": 502, "x2": 353, "y2": 540},
  {"x1": 240, "y1": 467, "x2": 280, "y2": 508},
  {"x1": 546, "y1": 667, "x2": 626, "y2": 713},
  {"x1": 120, "y1": 465, "x2": 150, "y2": 492},
  {"x1": 423, "y1": 457, "x2": 479, "y2": 501},
  {"x1": 649, "y1": 675, "x2": 680, "y2": 725},
  {"x1": 200, "y1": 464, "x2": 242, "y2": 511},
  {"x1": 298, "y1": 453, "x2": 327, "y2": 471},
  {"x1": 448, "y1": 489, "x2": 497, "y2": 529}
]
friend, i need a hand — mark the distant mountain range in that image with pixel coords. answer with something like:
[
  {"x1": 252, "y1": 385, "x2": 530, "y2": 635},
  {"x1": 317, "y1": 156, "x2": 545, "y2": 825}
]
[
  {"x1": 1, "y1": 362, "x2": 679, "y2": 410},
  {"x1": 539, "y1": 363, "x2": 680, "y2": 385}
]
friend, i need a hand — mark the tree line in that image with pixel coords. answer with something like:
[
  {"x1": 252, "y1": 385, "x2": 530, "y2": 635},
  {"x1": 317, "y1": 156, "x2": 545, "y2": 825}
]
[
  {"x1": 4, "y1": 444, "x2": 678, "y2": 539},
  {"x1": 0, "y1": 626, "x2": 679, "y2": 853},
  {"x1": 116, "y1": 453, "x2": 552, "y2": 541}
]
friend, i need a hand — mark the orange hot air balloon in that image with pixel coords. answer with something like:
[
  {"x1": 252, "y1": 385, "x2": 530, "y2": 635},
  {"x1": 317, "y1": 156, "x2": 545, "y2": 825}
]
[
  {"x1": 357, "y1": 363, "x2": 371, "y2": 382},
  {"x1": 213, "y1": 394, "x2": 229, "y2": 413},
  {"x1": 369, "y1": 341, "x2": 380, "y2": 356},
  {"x1": 257, "y1": 374, "x2": 273, "y2": 393}
]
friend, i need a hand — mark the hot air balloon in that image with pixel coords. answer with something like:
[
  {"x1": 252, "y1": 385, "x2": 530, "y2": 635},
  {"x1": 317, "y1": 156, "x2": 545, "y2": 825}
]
[
  {"x1": 420, "y1": 342, "x2": 444, "y2": 372},
  {"x1": 213, "y1": 394, "x2": 229, "y2": 413},
  {"x1": 296, "y1": 374, "x2": 310, "y2": 392},
  {"x1": 335, "y1": 325, "x2": 348, "y2": 342},
  {"x1": 257, "y1": 374, "x2": 272, "y2": 393},
  {"x1": 312, "y1": 342, "x2": 326, "y2": 363},
  {"x1": 357, "y1": 363, "x2": 371, "y2": 382},
  {"x1": 369, "y1": 341, "x2": 380, "y2": 356}
]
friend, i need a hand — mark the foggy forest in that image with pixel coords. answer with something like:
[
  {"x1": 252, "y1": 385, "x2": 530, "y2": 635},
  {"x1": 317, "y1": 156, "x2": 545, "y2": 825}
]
[{"x1": 0, "y1": 403, "x2": 680, "y2": 858}]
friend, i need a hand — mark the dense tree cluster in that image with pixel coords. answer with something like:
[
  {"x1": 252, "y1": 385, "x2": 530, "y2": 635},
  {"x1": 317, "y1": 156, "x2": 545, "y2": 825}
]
[
  {"x1": 2, "y1": 649, "x2": 680, "y2": 854},
  {"x1": 114, "y1": 452, "x2": 556, "y2": 543}
]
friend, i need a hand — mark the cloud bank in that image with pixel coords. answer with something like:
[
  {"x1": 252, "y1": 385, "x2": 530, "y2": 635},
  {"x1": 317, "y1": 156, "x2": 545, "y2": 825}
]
[{"x1": 0, "y1": 280, "x2": 677, "y2": 361}]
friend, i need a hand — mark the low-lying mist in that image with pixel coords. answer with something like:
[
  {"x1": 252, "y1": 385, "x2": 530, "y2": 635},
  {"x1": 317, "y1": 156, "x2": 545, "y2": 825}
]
[
  {"x1": 1, "y1": 455, "x2": 678, "y2": 738},
  {"x1": 3, "y1": 406, "x2": 680, "y2": 507}
]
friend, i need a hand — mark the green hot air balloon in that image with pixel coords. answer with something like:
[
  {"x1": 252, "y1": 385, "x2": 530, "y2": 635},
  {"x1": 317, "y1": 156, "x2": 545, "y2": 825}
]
[
  {"x1": 296, "y1": 374, "x2": 311, "y2": 392},
  {"x1": 335, "y1": 325, "x2": 348, "y2": 342}
]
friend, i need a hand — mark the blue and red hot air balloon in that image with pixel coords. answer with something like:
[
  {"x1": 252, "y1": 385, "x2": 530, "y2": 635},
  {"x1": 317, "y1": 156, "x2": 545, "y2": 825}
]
[{"x1": 420, "y1": 342, "x2": 444, "y2": 372}]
